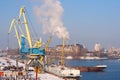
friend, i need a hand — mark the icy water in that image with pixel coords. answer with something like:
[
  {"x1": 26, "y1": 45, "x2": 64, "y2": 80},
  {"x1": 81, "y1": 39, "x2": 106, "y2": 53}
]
[{"x1": 65, "y1": 59, "x2": 120, "y2": 80}]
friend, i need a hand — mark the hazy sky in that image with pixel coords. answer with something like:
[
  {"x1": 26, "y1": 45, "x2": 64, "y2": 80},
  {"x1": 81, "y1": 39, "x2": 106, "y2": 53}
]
[{"x1": 0, "y1": 0, "x2": 120, "y2": 50}]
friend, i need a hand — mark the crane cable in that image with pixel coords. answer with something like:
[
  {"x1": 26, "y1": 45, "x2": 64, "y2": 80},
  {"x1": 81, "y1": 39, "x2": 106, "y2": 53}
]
[{"x1": 24, "y1": 7, "x2": 38, "y2": 41}]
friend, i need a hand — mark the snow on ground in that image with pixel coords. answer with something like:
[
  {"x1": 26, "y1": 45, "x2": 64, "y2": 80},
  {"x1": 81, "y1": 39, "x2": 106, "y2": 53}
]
[
  {"x1": 29, "y1": 72, "x2": 64, "y2": 80},
  {"x1": 0, "y1": 57, "x2": 64, "y2": 80},
  {"x1": 38, "y1": 73, "x2": 63, "y2": 80}
]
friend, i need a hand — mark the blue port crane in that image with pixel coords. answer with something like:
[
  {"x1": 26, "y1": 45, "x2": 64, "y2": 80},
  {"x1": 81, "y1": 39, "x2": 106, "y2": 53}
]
[
  {"x1": 8, "y1": 6, "x2": 52, "y2": 73},
  {"x1": 8, "y1": 7, "x2": 45, "y2": 56}
]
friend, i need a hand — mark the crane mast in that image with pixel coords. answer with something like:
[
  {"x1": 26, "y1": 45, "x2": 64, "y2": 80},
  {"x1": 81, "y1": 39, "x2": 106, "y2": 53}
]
[
  {"x1": 60, "y1": 38, "x2": 66, "y2": 66},
  {"x1": 45, "y1": 35, "x2": 52, "y2": 51}
]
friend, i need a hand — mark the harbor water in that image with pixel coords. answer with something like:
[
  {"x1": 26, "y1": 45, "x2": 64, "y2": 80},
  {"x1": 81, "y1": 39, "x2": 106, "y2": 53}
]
[{"x1": 65, "y1": 59, "x2": 120, "y2": 80}]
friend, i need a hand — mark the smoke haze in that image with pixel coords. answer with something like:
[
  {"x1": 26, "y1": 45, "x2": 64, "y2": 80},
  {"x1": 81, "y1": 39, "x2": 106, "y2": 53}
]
[{"x1": 33, "y1": 0, "x2": 69, "y2": 39}]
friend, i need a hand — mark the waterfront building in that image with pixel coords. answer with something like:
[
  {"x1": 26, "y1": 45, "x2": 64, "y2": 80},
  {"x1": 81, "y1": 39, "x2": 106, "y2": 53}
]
[
  {"x1": 94, "y1": 43, "x2": 102, "y2": 52},
  {"x1": 55, "y1": 43, "x2": 87, "y2": 56}
]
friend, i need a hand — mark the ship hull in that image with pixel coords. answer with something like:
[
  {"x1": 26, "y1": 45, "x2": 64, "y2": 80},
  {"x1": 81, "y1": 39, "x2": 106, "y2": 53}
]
[{"x1": 70, "y1": 65, "x2": 107, "y2": 72}]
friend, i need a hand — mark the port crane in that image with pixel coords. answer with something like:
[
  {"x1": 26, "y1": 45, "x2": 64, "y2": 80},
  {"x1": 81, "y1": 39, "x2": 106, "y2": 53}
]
[{"x1": 8, "y1": 6, "x2": 52, "y2": 73}]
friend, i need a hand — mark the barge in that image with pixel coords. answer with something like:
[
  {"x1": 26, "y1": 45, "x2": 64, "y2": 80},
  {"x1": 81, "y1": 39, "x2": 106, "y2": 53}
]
[
  {"x1": 71, "y1": 65, "x2": 107, "y2": 72},
  {"x1": 45, "y1": 64, "x2": 81, "y2": 80}
]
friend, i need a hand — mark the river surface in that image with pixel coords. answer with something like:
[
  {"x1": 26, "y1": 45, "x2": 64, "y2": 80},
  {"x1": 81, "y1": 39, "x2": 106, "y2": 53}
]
[{"x1": 64, "y1": 59, "x2": 120, "y2": 80}]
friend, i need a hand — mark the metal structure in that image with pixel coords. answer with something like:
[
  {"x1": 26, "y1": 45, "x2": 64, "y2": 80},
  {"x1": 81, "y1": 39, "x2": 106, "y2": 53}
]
[
  {"x1": 59, "y1": 38, "x2": 66, "y2": 66},
  {"x1": 8, "y1": 6, "x2": 52, "y2": 73},
  {"x1": 8, "y1": 18, "x2": 21, "y2": 48}
]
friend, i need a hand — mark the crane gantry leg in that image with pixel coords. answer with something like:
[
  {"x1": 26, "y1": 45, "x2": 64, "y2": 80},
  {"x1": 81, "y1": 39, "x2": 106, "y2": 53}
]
[{"x1": 25, "y1": 55, "x2": 45, "y2": 73}]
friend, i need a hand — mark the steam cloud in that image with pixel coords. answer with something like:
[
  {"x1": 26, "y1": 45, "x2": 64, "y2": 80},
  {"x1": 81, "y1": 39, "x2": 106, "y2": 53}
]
[{"x1": 33, "y1": 0, "x2": 69, "y2": 39}]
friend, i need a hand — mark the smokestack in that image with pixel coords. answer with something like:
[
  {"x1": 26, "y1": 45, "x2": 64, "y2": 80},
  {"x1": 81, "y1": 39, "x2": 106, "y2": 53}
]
[{"x1": 33, "y1": 0, "x2": 69, "y2": 39}]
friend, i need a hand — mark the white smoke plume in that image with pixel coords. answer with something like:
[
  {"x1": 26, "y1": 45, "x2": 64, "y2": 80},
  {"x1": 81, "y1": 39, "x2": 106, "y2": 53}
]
[{"x1": 33, "y1": 0, "x2": 69, "y2": 39}]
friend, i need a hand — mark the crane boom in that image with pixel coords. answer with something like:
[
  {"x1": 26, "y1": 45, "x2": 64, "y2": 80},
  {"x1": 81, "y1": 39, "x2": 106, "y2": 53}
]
[
  {"x1": 8, "y1": 18, "x2": 21, "y2": 48},
  {"x1": 19, "y1": 6, "x2": 32, "y2": 48},
  {"x1": 8, "y1": 18, "x2": 15, "y2": 34}
]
